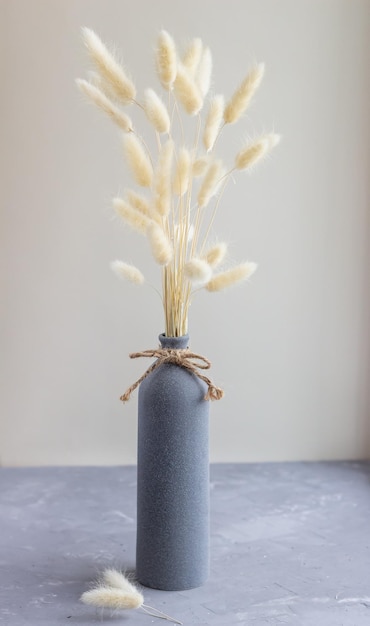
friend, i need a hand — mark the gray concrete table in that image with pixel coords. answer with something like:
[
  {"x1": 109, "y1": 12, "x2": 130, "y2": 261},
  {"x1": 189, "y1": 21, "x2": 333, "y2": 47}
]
[{"x1": 1, "y1": 462, "x2": 370, "y2": 625}]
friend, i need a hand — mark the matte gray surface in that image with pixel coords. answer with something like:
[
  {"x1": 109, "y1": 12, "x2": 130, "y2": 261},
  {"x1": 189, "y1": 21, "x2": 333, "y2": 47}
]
[
  {"x1": 137, "y1": 334, "x2": 209, "y2": 590},
  {"x1": 1, "y1": 462, "x2": 370, "y2": 625}
]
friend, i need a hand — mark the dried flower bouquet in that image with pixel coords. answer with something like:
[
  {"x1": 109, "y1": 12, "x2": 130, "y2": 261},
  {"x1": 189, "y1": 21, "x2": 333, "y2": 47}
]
[{"x1": 77, "y1": 29, "x2": 280, "y2": 337}]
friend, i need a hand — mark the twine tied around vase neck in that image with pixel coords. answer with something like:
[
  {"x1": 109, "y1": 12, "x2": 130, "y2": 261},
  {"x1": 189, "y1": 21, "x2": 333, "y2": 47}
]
[{"x1": 120, "y1": 348, "x2": 224, "y2": 403}]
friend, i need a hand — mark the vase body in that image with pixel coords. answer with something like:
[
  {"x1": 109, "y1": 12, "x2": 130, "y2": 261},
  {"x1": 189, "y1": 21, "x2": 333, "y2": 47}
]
[{"x1": 136, "y1": 333, "x2": 210, "y2": 590}]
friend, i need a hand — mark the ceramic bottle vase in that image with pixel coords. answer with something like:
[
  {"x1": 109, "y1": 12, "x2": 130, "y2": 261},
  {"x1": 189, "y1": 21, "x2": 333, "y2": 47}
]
[{"x1": 135, "y1": 333, "x2": 210, "y2": 590}]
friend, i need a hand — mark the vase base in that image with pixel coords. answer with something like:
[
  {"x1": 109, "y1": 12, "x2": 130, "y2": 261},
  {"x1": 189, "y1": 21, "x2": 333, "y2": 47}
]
[{"x1": 136, "y1": 574, "x2": 208, "y2": 592}]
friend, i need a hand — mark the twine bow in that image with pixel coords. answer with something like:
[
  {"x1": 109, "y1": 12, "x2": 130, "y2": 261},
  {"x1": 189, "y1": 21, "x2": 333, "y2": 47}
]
[{"x1": 120, "y1": 348, "x2": 224, "y2": 402}]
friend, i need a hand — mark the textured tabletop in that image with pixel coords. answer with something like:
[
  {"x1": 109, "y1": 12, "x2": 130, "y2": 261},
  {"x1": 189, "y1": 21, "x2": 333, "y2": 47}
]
[{"x1": 1, "y1": 462, "x2": 370, "y2": 625}]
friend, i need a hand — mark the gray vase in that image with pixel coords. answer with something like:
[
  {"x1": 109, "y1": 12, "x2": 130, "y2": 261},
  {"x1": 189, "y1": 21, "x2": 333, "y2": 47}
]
[{"x1": 136, "y1": 333, "x2": 210, "y2": 590}]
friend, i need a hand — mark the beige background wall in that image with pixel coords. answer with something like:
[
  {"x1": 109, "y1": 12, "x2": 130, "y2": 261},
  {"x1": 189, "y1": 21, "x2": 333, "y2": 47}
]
[{"x1": 1, "y1": 0, "x2": 369, "y2": 466}]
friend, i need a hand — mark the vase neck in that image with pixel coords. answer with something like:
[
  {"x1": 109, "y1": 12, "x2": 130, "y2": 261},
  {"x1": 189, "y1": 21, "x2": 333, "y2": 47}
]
[{"x1": 159, "y1": 333, "x2": 189, "y2": 350}]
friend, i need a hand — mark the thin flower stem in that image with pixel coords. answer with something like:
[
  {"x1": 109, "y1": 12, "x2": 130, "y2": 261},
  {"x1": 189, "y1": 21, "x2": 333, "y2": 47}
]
[
  {"x1": 134, "y1": 97, "x2": 162, "y2": 156},
  {"x1": 191, "y1": 163, "x2": 226, "y2": 260},
  {"x1": 141, "y1": 604, "x2": 183, "y2": 625},
  {"x1": 174, "y1": 97, "x2": 185, "y2": 146},
  {"x1": 179, "y1": 112, "x2": 203, "y2": 332},
  {"x1": 200, "y1": 174, "x2": 232, "y2": 255},
  {"x1": 186, "y1": 111, "x2": 202, "y2": 256},
  {"x1": 169, "y1": 99, "x2": 177, "y2": 133},
  {"x1": 193, "y1": 112, "x2": 202, "y2": 153},
  {"x1": 188, "y1": 113, "x2": 204, "y2": 258},
  {"x1": 211, "y1": 120, "x2": 225, "y2": 151},
  {"x1": 133, "y1": 98, "x2": 145, "y2": 111},
  {"x1": 218, "y1": 166, "x2": 236, "y2": 183},
  {"x1": 155, "y1": 130, "x2": 161, "y2": 153},
  {"x1": 147, "y1": 282, "x2": 163, "y2": 302}
]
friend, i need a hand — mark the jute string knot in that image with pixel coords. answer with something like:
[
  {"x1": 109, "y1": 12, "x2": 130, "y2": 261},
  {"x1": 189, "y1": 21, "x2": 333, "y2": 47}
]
[{"x1": 120, "y1": 348, "x2": 224, "y2": 403}]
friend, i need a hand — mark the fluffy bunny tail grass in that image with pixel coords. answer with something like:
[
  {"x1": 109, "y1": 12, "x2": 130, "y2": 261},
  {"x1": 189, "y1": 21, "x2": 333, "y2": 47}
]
[
  {"x1": 156, "y1": 30, "x2": 177, "y2": 89},
  {"x1": 193, "y1": 156, "x2": 209, "y2": 177},
  {"x1": 143, "y1": 88, "x2": 170, "y2": 134},
  {"x1": 81, "y1": 586, "x2": 143, "y2": 610},
  {"x1": 81, "y1": 27, "x2": 136, "y2": 104},
  {"x1": 182, "y1": 38, "x2": 203, "y2": 75},
  {"x1": 110, "y1": 261, "x2": 144, "y2": 285},
  {"x1": 206, "y1": 262, "x2": 257, "y2": 292},
  {"x1": 113, "y1": 197, "x2": 152, "y2": 234},
  {"x1": 81, "y1": 568, "x2": 183, "y2": 624},
  {"x1": 76, "y1": 79, "x2": 132, "y2": 132},
  {"x1": 203, "y1": 94, "x2": 224, "y2": 152},
  {"x1": 148, "y1": 223, "x2": 173, "y2": 265},
  {"x1": 101, "y1": 569, "x2": 139, "y2": 594},
  {"x1": 224, "y1": 62, "x2": 265, "y2": 124},
  {"x1": 174, "y1": 64, "x2": 203, "y2": 115},
  {"x1": 125, "y1": 189, "x2": 155, "y2": 220},
  {"x1": 154, "y1": 139, "x2": 174, "y2": 216},
  {"x1": 184, "y1": 258, "x2": 212, "y2": 285},
  {"x1": 123, "y1": 134, "x2": 153, "y2": 187},
  {"x1": 173, "y1": 147, "x2": 191, "y2": 196},
  {"x1": 235, "y1": 133, "x2": 281, "y2": 170},
  {"x1": 196, "y1": 46, "x2": 212, "y2": 98},
  {"x1": 197, "y1": 159, "x2": 224, "y2": 208},
  {"x1": 203, "y1": 242, "x2": 227, "y2": 268}
]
